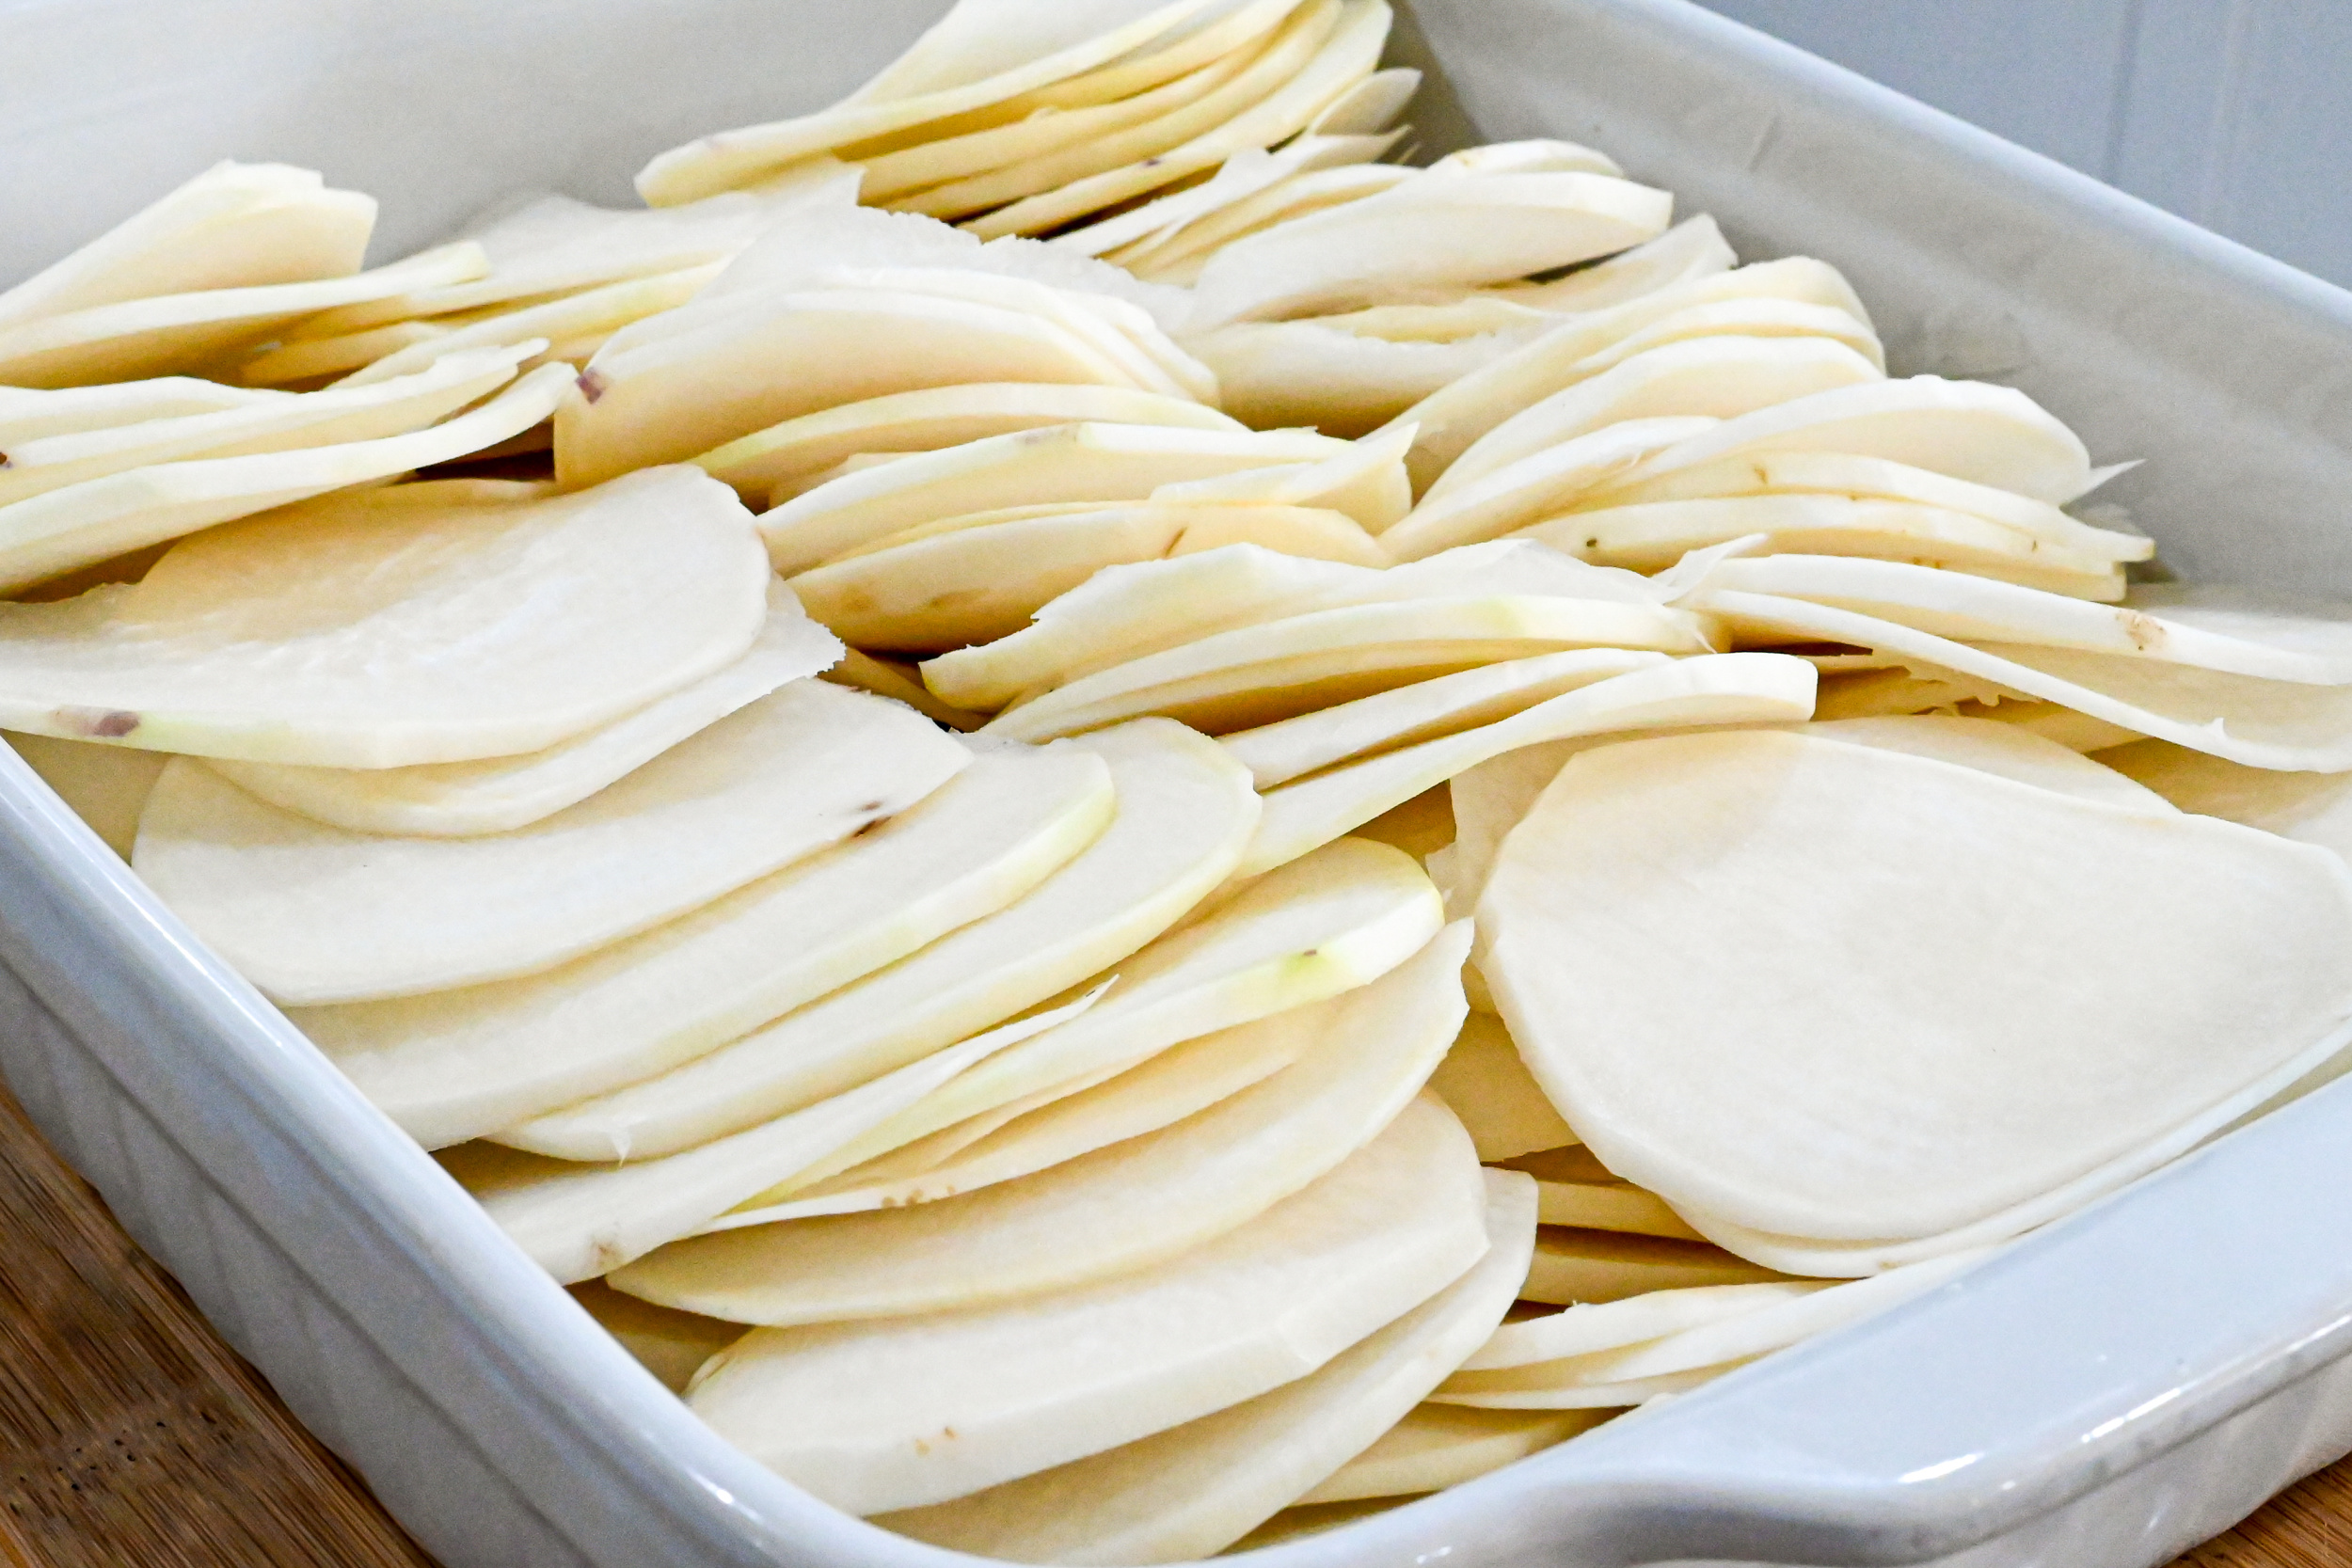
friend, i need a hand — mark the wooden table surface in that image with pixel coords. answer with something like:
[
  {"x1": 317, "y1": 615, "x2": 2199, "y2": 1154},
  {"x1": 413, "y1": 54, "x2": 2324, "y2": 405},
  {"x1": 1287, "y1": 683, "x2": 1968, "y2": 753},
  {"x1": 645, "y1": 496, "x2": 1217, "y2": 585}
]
[{"x1": 0, "y1": 1077, "x2": 2340, "y2": 1568}]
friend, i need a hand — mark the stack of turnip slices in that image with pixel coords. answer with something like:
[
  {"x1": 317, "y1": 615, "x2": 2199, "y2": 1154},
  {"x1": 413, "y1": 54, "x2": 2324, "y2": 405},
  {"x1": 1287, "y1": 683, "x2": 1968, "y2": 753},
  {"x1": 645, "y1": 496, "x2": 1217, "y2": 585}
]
[
  {"x1": 231, "y1": 173, "x2": 858, "y2": 390},
  {"x1": 11, "y1": 1, "x2": 2352, "y2": 1560}
]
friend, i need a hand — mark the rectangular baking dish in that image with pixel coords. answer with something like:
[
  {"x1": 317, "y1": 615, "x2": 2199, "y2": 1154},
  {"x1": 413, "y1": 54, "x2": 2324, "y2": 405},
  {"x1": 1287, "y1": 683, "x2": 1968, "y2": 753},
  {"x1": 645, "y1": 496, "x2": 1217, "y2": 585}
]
[{"x1": 7, "y1": 1, "x2": 2352, "y2": 1564}]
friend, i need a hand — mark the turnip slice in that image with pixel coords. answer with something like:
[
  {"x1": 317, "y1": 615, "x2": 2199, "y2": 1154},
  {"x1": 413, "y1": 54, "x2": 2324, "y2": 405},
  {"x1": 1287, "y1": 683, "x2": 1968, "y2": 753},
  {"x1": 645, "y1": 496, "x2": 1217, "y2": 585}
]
[
  {"x1": 1520, "y1": 495, "x2": 2126, "y2": 596},
  {"x1": 140, "y1": 684, "x2": 966, "y2": 1006},
  {"x1": 1187, "y1": 170, "x2": 1670, "y2": 327},
  {"x1": 1172, "y1": 319, "x2": 1533, "y2": 436},
  {"x1": 758, "y1": 422, "x2": 1344, "y2": 574},
  {"x1": 329, "y1": 264, "x2": 721, "y2": 388},
  {"x1": 1301, "y1": 296, "x2": 1558, "y2": 345},
  {"x1": 301, "y1": 745, "x2": 1112, "y2": 1148},
  {"x1": 1148, "y1": 423, "x2": 1412, "y2": 531},
  {"x1": 1464, "y1": 1280, "x2": 1822, "y2": 1370},
  {"x1": 1620, "y1": 376, "x2": 2096, "y2": 504},
  {"x1": 0, "y1": 342, "x2": 536, "y2": 511},
  {"x1": 458, "y1": 990, "x2": 1104, "y2": 1282},
  {"x1": 3, "y1": 734, "x2": 167, "y2": 859},
  {"x1": 923, "y1": 544, "x2": 1375, "y2": 710},
  {"x1": 206, "y1": 583, "x2": 842, "y2": 837},
  {"x1": 1693, "y1": 585, "x2": 2352, "y2": 769},
  {"x1": 1127, "y1": 165, "x2": 1417, "y2": 284},
  {"x1": 962, "y1": 0, "x2": 1391, "y2": 240},
  {"x1": 1293, "y1": 1405, "x2": 1604, "y2": 1505},
  {"x1": 892, "y1": 1, "x2": 1342, "y2": 223},
  {"x1": 0, "y1": 458, "x2": 760, "y2": 760},
  {"x1": 239, "y1": 320, "x2": 453, "y2": 386},
  {"x1": 497, "y1": 721, "x2": 1258, "y2": 1160},
  {"x1": 730, "y1": 986, "x2": 1331, "y2": 1222},
  {"x1": 1430, "y1": 300, "x2": 1886, "y2": 497},
  {"x1": 820, "y1": 648, "x2": 990, "y2": 729},
  {"x1": 854, "y1": 33, "x2": 1281, "y2": 205},
  {"x1": 2102, "y1": 738, "x2": 2352, "y2": 864},
  {"x1": 1566, "y1": 450, "x2": 2153, "y2": 563},
  {"x1": 617, "y1": 908, "x2": 1463, "y2": 1322},
  {"x1": 1483, "y1": 213, "x2": 1737, "y2": 313},
  {"x1": 982, "y1": 595, "x2": 1718, "y2": 742},
  {"x1": 769, "y1": 844, "x2": 1448, "y2": 1196},
  {"x1": 791, "y1": 502, "x2": 1380, "y2": 651},
  {"x1": 0, "y1": 243, "x2": 486, "y2": 388},
  {"x1": 1480, "y1": 730, "x2": 2352, "y2": 1245},
  {"x1": 873, "y1": 1167, "x2": 1533, "y2": 1562},
  {"x1": 298, "y1": 186, "x2": 828, "y2": 338},
  {"x1": 568, "y1": 1280, "x2": 741, "y2": 1395},
  {"x1": 556, "y1": 291, "x2": 1159, "y2": 487},
  {"x1": 0, "y1": 163, "x2": 373, "y2": 331},
  {"x1": 1429, "y1": 1010, "x2": 1576, "y2": 1161},
  {"x1": 0, "y1": 377, "x2": 288, "y2": 443},
  {"x1": 1237, "y1": 653, "x2": 1818, "y2": 879},
  {"x1": 1705, "y1": 559, "x2": 2352, "y2": 683},
  {"x1": 1522, "y1": 1228, "x2": 1794, "y2": 1306},
  {"x1": 1054, "y1": 65, "x2": 1408, "y2": 257},
  {"x1": 1221, "y1": 647, "x2": 1667, "y2": 787},
  {"x1": 682, "y1": 1091, "x2": 1487, "y2": 1514},
  {"x1": 1805, "y1": 716, "x2": 2172, "y2": 812},
  {"x1": 1381, "y1": 257, "x2": 1871, "y2": 489},
  {"x1": 695, "y1": 383, "x2": 1241, "y2": 496},
  {"x1": 1438, "y1": 1251, "x2": 1979, "y2": 1407},
  {"x1": 1382, "y1": 340, "x2": 1884, "y2": 560},
  {"x1": 634, "y1": 2, "x2": 1232, "y2": 204},
  {"x1": 1510, "y1": 1170, "x2": 1702, "y2": 1241},
  {"x1": 0, "y1": 359, "x2": 572, "y2": 592}
]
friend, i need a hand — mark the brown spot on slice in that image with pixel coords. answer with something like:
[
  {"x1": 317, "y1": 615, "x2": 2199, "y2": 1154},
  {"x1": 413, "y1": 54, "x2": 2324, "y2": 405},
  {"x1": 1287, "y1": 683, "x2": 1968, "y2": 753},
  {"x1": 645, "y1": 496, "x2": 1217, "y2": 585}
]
[
  {"x1": 576, "y1": 368, "x2": 609, "y2": 404},
  {"x1": 53, "y1": 706, "x2": 140, "y2": 739}
]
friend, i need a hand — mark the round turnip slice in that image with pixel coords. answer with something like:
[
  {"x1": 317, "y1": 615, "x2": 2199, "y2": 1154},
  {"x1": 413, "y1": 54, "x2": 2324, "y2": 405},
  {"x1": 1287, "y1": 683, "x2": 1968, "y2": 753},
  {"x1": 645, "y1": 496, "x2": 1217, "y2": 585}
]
[
  {"x1": 694, "y1": 382, "x2": 1240, "y2": 496},
  {"x1": 1293, "y1": 1405, "x2": 1604, "y2": 1506},
  {"x1": 496, "y1": 721, "x2": 1259, "y2": 1161},
  {"x1": 789, "y1": 501, "x2": 1380, "y2": 652},
  {"x1": 614, "y1": 911, "x2": 1466, "y2": 1323},
  {"x1": 0, "y1": 460, "x2": 764, "y2": 762},
  {"x1": 681, "y1": 1090, "x2": 1487, "y2": 1515},
  {"x1": 1478, "y1": 730, "x2": 2352, "y2": 1246},
  {"x1": 1236, "y1": 652, "x2": 1818, "y2": 879},
  {"x1": 297, "y1": 743, "x2": 1112, "y2": 1148},
  {"x1": 738, "y1": 978, "x2": 1334, "y2": 1223},
  {"x1": 757, "y1": 421, "x2": 1345, "y2": 574},
  {"x1": 0, "y1": 359, "x2": 574, "y2": 593},
  {"x1": 872, "y1": 1167, "x2": 1534, "y2": 1563},
  {"x1": 455, "y1": 987, "x2": 1105, "y2": 1283},
  {"x1": 1380, "y1": 257, "x2": 1869, "y2": 490},
  {"x1": 1383, "y1": 338, "x2": 1885, "y2": 560},
  {"x1": 980, "y1": 594, "x2": 1718, "y2": 742},
  {"x1": 138, "y1": 683, "x2": 967, "y2": 1006},
  {"x1": 1428, "y1": 1010, "x2": 1577, "y2": 1162},
  {"x1": 208, "y1": 581, "x2": 843, "y2": 836}
]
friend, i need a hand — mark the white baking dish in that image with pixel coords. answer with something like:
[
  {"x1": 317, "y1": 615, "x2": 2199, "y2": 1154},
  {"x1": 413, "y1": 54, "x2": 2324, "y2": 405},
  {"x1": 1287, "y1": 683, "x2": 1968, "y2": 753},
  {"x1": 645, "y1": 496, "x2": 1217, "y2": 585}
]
[{"x1": 6, "y1": 1, "x2": 2352, "y2": 1564}]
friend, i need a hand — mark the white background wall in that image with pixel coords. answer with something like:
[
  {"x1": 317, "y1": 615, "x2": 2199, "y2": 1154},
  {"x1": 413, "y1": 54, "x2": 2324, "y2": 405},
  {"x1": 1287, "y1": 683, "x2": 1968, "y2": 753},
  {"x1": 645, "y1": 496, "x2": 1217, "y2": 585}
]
[{"x1": 1694, "y1": 0, "x2": 2352, "y2": 289}]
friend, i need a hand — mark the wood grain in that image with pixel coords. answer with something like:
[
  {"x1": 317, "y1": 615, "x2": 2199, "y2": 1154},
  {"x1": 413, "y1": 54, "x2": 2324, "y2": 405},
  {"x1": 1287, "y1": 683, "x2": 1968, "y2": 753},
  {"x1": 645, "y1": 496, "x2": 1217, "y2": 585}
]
[
  {"x1": 0, "y1": 1063, "x2": 2344, "y2": 1567},
  {"x1": 0, "y1": 1076, "x2": 429, "y2": 1568}
]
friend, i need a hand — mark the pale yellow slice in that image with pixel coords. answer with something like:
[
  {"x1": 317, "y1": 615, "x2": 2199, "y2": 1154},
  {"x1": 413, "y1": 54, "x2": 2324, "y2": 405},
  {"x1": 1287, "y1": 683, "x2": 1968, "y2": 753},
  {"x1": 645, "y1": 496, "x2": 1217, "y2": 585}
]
[
  {"x1": 758, "y1": 421, "x2": 1345, "y2": 574},
  {"x1": 301, "y1": 745, "x2": 1112, "y2": 1148},
  {"x1": 496, "y1": 721, "x2": 1258, "y2": 1160},
  {"x1": 206, "y1": 583, "x2": 842, "y2": 837},
  {"x1": 1428, "y1": 1010, "x2": 1576, "y2": 1162},
  {"x1": 1294, "y1": 1404, "x2": 1603, "y2": 1505},
  {"x1": 682, "y1": 1091, "x2": 1487, "y2": 1514},
  {"x1": 0, "y1": 459, "x2": 762, "y2": 761},
  {"x1": 614, "y1": 905, "x2": 1467, "y2": 1323},
  {"x1": 694, "y1": 382, "x2": 1242, "y2": 496},
  {"x1": 458, "y1": 990, "x2": 1102, "y2": 1282},
  {"x1": 874, "y1": 1167, "x2": 1533, "y2": 1561},
  {"x1": 1480, "y1": 730, "x2": 2352, "y2": 1245},
  {"x1": 789, "y1": 501, "x2": 1381, "y2": 650}
]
